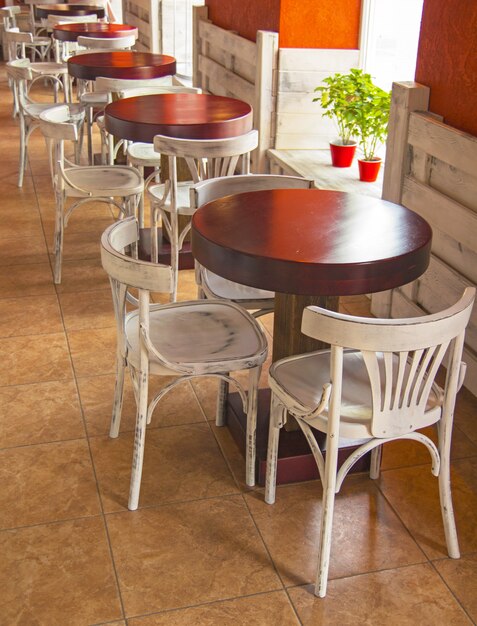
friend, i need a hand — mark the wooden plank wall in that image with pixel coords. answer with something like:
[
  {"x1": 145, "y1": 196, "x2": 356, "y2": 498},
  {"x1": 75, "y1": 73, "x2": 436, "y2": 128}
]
[
  {"x1": 372, "y1": 82, "x2": 477, "y2": 395},
  {"x1": 122, "y1": 0, "x2": 159, "y2": 52},
  {"x1": 192, "y1": 5, "x2": 277, "y2": 173},
  {"x1": 274, "y1": 48, "x2": 359, "y2": 150}
]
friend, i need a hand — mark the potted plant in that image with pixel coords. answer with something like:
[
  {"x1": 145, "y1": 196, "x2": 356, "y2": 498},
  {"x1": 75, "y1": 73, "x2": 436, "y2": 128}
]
[
  {"x1": 349, "y1": 70, "x2": 391, "y2": 182},
  {"x1": 313, "y1": 71, "x2": 359, "y2": 167}
]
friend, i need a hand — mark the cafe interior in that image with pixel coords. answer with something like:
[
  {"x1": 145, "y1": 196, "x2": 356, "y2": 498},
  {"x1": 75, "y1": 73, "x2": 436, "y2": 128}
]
[{"x1": 0, "y1": 0, "x2": 476, "y2": 623}]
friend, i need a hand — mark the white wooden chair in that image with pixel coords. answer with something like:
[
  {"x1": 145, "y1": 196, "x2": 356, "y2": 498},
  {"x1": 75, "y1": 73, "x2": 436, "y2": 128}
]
[
  {"x1": 77, "y1": 34, "x2": 136, "y2": 51},
  {"x1": 191, "y1": 174, "x2": 315, "y2": 317},
  {"x1": 147, "y1": 130, "x2": 259, "y2": 301},
  {"x1": 39, "y1": 105, "x2": 143, "y2": 283},
  {"x1": 101, "y1": 217, "x2": 268, "y2": 509},
  {"x1": 4, "y1": 30, "x2": 71, "y2": 106},
  {"x1": 92, "y1": 76, "x2": 180, "y2": 167},
  {"x1": 264, "y1": 287, "x2": 476, "y2": 598},
  {"x1": 48, "y1": 15, "x2": 99, "y2": 62},
  {"x1": 6, "y1": 59, "x2": 77, "y2": 186},
  {"x1": 1, "y1": 9, "x2": 51, "y2": 61}
]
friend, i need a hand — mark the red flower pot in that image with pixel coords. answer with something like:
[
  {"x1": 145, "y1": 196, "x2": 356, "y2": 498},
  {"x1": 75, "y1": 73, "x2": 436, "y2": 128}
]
[
  {"x1": 329, "y1": 141, "x2": 356, "y2": 167},
  {"x1": 358, "y1": 158, "x2": 382, "y2": 182}
]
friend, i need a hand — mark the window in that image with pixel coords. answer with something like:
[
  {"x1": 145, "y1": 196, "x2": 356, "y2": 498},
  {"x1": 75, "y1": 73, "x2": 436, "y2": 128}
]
[{"x1": 360, "y1": 0, "x2": 424, "y2": 91}]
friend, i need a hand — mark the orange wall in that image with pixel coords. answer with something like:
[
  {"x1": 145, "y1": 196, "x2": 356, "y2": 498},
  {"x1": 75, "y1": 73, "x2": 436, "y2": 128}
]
[
  {"x1": 204, "y1": 1, "x2": 280, "y2": 43},
  {"x1": 279, "y1": 0, "x2": 360, "y2": 48},
  {"x1": 205, "y1": 0, "x2": 360, "y2": 48},
  {"x1": 415, "y1": 0, "x2": 477, "y2": 136}
]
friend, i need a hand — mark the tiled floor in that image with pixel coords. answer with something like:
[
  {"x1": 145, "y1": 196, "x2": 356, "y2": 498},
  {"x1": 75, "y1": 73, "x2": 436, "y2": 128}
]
[{"x1": 0, "y1": 66, "x2": 476, "y2": 626}]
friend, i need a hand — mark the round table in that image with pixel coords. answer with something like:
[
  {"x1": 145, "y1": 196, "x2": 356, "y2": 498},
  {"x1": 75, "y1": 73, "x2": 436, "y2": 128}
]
[
  {"x1": 35, "y1": 3, "x2": 106, "y2": 18},
  {"x1": 191, "y1": 188, "x2": 432, "y2": 360},
  {"x1": 53, "y1": 22, "x2": 137, "y2": 42},
  {"x1": 67, "y1": 51, "x2": 176, "y2": 81},
  {"x1": 104, "y1": 93, "x2": 253, "y2": 142}
]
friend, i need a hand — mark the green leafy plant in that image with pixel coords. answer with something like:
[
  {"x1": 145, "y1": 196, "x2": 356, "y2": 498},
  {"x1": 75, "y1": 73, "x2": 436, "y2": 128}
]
[
  {"x1": 313, "y1": 68, "x2": 391, "y2": 159},
  {"x1": 313, "y1": 70, "x2": 359, "y2": 145},
  {"x1": 349, "y1": 70, "x2": 391, "y2": 160}
]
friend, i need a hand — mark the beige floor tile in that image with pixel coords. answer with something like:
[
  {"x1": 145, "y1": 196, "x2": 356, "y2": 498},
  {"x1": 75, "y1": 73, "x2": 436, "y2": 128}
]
[
  {"x1": 0, "y1": 208, "x2": 43, "y2": 239},
  {"x1": 0, "y1": 262, "x2": 55, "y2": 298},
  {"x1": 0, "y1": 235, "x2": 49, "y2": 266},
  {"x1": 0, "y1": 439, "x2": 100, "y2": 529},
  {"x1": 245, "y1": 478, "x2": 426, "y2": 587},
  {"x1": 378, "y1": 458, "x2": 477, "y2": 559},
  {"x1": 59, "y1": 289, "x2": 115, "y2": 332},
  {"x1": 0, "y1": 380, "x2": 84, "y2": 448},
  {"x1": 68, "y1": 326, "x2": 117, "y2": 377},
  {"x1": 381, "y1": 424, "x2": 477, "y2": 471},
  {"x1": 47, "y1": 229, "x2": 106, "y2": 262},
  {"x1": 288, "y1": 563, "x2": 471, "y2": 625},
  {"x1": 433, "y1": 553, "x2": 477, "y2": 622},
  {"x1": 90, "y1": 423, "x2": 239, "y2": 512},
  {"x1": 0, "y1": 332, "x2": 73, "y2": 386},
  {"x1": 78, "y1": 374, "x2": 206, "y2": 437},
  {"x1": 209, "y1": 421, "x2": 251, "y2": 491},
  {"x1": 0, "y1": 517, "x2": 123, "y2": 625},
  {"x1": 55, "y1": 257, "x2": 111, "y2": 294},
  {"x1": 106, "y1": 497, "x2": 282, "y2": 616},
  {"x1": 0, "y1": 294, "x2": 63, "y2": 338},
  {"x1": 128, "y1": 591, "x2": 300, "y2": 625}
]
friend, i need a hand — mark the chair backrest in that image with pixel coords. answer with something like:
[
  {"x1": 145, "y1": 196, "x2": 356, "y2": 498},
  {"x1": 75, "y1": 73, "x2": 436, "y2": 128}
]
[
  {"x1": 77, "y1": 34, "x2": 136, "y2": 50},
  {"x1": 154, "y1": 130, "x2": 259, "y2": 183},
  {"x1": 119, "y1": 85, "x2": 200, "y2": 98},
  {"x1": 101, "y1": 217, "x2": 173, "y2": 293},
  {"x1": 94, "y1": 75, "x2": 174, "y2": 93},
  {"x1": 6, "y1": 59, "x2": 34, "y2": 109},
  {"x1": 1, "y1": 6, "x2": 20, "y2": 30},
  {"x1": 4, "y1": 28, "x2": 33, "y2": 60},
  {"x1": 301, "y1": 287, "x2": 476, "y2": 438},
  {"x1": 47, "y1": 13, "x2": 98, "y2": 28},
  {"x1": 191, "y1": 174, "x2": 315, "y2": 209}
]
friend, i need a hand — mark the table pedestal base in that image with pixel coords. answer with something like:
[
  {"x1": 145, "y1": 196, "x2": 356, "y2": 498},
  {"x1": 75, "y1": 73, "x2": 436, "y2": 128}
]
[{"x1": 227, "y1": 388, "x2": 370, "y2": 486}]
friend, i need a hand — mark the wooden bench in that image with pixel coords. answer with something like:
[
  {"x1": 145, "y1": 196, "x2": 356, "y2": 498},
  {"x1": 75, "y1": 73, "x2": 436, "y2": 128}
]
[{"x1": 268, "y1": 148, "x2": 384, "y2": 197}]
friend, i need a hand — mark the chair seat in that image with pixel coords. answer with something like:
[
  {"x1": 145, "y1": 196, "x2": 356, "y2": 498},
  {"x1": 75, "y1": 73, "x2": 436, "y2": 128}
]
[
  {"x1": 80, "y1": 91, "x2": 110, "y2": 106},
  {"x1": 64, "y1": 165, "x2": 143, "y2": 197},
  {"x1": 202, "y1": 268, "x2": 274, "y2": 301},
  {"x1": 270, "y1": 349, "x2": 443, "y2": 440},
  {"x1": 127, "y1": 142, "x2": 161, "y2": 166},
  {"x1": 148, "y1": 181, "x2": 194, "y2": 215},
  {"x1": 124, "y1": 300, "x2": 268, "y2": 375},
  {"x1": 30, "y1": 62, "x2": 67, "y2": 75}
]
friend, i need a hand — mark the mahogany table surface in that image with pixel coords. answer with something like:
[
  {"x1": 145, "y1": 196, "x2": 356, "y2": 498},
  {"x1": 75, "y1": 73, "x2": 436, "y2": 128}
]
[
  {"x1": 53, "y1": 22, "x2": 137, "y2": 42},
  {"x1": 191, "y1": 188, "x2": 432, "y2": 297},
  {"x1": 35, "y1": 3, "x2": 105, "y2": 18},
  {"x1": 67, "y1": 51, "x2": 176, "y2": 81},
  {"x1": 105, "y1": 93, "x2": 253, "y2": 142}
]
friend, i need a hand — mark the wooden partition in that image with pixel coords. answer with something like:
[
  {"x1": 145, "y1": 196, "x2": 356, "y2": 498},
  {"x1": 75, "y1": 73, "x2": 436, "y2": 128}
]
[
  {"x1": 122, "y1": 0, "x2": 159, "y2": 52},
  {"x1": 193, "y1": 5, "x2": 277, "y2": 173},
  {"x1": 372, "y1": 81, "x2": 477, "y2": 394}
]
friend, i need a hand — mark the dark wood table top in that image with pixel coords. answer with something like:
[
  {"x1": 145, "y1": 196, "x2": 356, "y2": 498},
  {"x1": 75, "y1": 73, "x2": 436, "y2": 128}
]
[
  {"x1": 191, "y1": 188, "x2": 432, "y2": 297},
  {"x1": 67, "y1": 51, "x2": 176, "y2": 81},
  {"x1": 35, "y1": 3, "x2": 105, "y2": 18},
  {"x1": 53, "y1": 22, "x2": 137, "y2": 41},
  {"x1": 105, "y1": 93, "x2": 253, "y2": 142}
]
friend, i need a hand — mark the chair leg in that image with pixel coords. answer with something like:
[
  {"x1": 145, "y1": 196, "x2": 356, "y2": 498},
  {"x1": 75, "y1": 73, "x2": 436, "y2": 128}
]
[
  {"x1": 137, "y1": 165, "x2": 145, "y2": 227},
  {"x1": 215, "y1": 376, "x2": 229, "y2": 427},
  {"x1": 53, "y1": 195, "x2": 65, "y2": 284},
  {"x1": 110, "y1": 352, "x2": 126, "y2": 438},
  {"x1": 370, "y1": 445, "x2": 382, "y2": 479},
  {"x1": 245, "y1": 366, "x2": 261, "y2": 487},
  {"x1": 314, "y1": 429, "x2": 339, "y2": 598},
  {"x1": 264, "y1": 394, "x2": 287, "y2": 504},
  {"x1": 128, "y1": 366, "x2": 149, "y2": 511},
  {"x1": 437, "y1": 421, "x2": 460, "y2": 558},
  {"x1": 87, "y1": 106, "x2": 94, "y2": 165},
  {"x1": 18, "y1": 117, "x2": 27, "y2": 187},
  {"x1": 170, "y1": 212, "x2": 179, "y2": 302}
]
